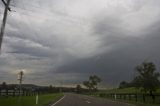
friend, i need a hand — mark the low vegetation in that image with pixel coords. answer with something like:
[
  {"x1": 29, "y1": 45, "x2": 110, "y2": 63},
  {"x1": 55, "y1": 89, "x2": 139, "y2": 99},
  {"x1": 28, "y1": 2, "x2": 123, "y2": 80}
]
[{"x1": 0, "y1": 93, "x2": 63, "y2": 106}]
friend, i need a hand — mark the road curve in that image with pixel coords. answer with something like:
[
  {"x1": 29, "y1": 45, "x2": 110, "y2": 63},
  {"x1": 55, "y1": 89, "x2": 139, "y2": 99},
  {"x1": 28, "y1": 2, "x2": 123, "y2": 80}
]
[{"x1": 51, "y1": 93, "x2": 136, "y2": 106}]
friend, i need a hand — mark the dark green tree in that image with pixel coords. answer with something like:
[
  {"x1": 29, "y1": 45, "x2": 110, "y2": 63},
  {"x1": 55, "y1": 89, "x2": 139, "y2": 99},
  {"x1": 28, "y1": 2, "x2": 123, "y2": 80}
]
[
  {"x1": 119, "y1": 81, "x2": 129, "y2": 89},
  {"x1": 76, "y1": 84, "x2": 82, "y2": 93},
  {"x1": 2, "y1": 82, "x2": 7, "y2": 89},
  {"x1": 83, "y1": 75, "x2": 101, "y2": 92},
  {"x1": 134, "y1": 62, "x2": 160, "y2": 95},
  {"x1": 83, "y1": 81, "x2": 92, "y2": 91}
]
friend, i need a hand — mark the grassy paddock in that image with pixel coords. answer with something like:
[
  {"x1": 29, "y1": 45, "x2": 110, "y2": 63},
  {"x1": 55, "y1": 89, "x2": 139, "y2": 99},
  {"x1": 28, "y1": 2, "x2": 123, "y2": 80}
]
[
  {"x1": 88, "y1": 87, "x2": 160, "y2": 106},
  {"x1": 110, "y1": 98, "x2": 160, "y2": 106},
  {"x1": 0, "y1": 93, "x2": 63, "y2": 106}
]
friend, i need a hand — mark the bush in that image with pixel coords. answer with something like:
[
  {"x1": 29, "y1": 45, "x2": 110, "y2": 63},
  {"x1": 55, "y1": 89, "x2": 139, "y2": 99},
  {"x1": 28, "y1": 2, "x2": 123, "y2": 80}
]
[{"x1": 99, "y1": 93, "x2": 106, "y2": 97}]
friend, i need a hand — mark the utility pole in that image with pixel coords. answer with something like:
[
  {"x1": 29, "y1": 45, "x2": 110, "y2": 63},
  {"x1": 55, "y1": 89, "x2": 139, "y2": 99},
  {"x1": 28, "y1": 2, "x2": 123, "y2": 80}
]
[
  {"x1": 17, "y1": 71, "x2": 24, "y2": 96},
  {"x1": 0, "y1": 0, "x2": 11, "y2": 51},
  {"x1": 17, "y1": 70, "x2": 24, "y2": 106}
]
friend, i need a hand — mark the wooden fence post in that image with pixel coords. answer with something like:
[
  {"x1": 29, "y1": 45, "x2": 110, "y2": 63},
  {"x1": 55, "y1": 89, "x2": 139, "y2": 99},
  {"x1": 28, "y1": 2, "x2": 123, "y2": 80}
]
[
  {"x1": 13, "y1": 89, "x2": 15, "y2": 96},
  {"x1": 142, "y1": 94, "x2": 145, "y2": 103},
  {"x1": 152, "y1": 94, "x2": 155, "y2": 103},
  {"x1": 129, "y1": 94, "x2": 131, "y2": 100},
  {"x1": 6, "y1": 89, "x2": 8, "y2": 97},
  {"x1": 124, "y1": 94, "x2": 126, "y2": 100},
  {"x1": 135, "y1": 94, "x2": 137, "y2": 102}
]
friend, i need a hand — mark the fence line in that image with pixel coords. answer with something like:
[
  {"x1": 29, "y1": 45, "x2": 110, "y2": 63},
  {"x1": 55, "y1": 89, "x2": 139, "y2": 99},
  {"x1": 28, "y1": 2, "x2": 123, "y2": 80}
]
[
  {"x1": 99, "y1": 93, "x2": 160, "y2": 104},
  {"x1": 0, "y1": 89, "x2": 37, "y2": 97}
]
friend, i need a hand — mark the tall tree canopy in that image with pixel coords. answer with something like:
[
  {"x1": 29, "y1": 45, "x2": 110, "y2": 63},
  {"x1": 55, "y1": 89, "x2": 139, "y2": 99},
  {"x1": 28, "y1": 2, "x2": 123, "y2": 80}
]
[
  {"x1": 83, "y1": 75, "x2": 101, "y2": 92},
  {"x1": 134, "y1": 62, "x2": 160, "y2": 94}
]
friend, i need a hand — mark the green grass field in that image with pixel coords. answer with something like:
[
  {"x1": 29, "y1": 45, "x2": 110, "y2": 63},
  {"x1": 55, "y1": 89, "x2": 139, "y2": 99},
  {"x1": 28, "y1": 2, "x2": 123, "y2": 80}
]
[
  {"x1": 0, "y1": 93, "x2": 63, "y2": 106},
  {"x1": 89, "y1": 87, "x2": 160, "y2": 106}
]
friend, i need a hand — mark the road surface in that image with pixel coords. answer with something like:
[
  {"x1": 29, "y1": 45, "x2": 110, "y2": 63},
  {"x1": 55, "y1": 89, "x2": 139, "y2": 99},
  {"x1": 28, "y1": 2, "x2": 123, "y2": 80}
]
[{"x1": 51, "y1": 93, "x2": 136, "y2": 106}]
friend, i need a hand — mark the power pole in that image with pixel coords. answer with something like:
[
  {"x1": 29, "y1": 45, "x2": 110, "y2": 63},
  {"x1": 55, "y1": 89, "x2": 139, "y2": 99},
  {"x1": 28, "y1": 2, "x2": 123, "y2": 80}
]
[
  {"x1": 17, "y1": 70, "x2": 24, "y2": 106},
  {"x1": 17, "y1": 71, "x2": 24, "y2": 96},
  {"x1": 0, "y1": 0, "x2": 11, "y2": 51}
]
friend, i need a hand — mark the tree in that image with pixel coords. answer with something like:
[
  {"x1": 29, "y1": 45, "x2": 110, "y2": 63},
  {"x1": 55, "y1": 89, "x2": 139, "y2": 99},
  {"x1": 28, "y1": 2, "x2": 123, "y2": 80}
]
[
  {"x1": 134, "y1": 62, "x2": 160, "y2": 95},
  {"x1": 2, "y1": 82, "x2": 7, "y2": 89},
  {"x1": 83, "y1": 81, "x2": 92, "y2": 91},
  {"x1": 83, "y1": 75, "x2": 101, "y2": 92},
  {"x1": 49, "y1": 85, "x2": 53, "y2": 93},
  {"x1": 76, "y1": 84, "x2": 82, "y2": 93},
  {"x1": 119, "y1": 81, "x2": 129, "y2": 89}
]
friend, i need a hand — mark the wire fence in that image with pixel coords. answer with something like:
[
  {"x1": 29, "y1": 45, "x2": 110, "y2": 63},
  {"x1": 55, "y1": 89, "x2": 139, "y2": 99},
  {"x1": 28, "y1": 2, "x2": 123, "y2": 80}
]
[
  {"x1": 98, "y1": 93, "x2": 160, "y2": 104},
  {"x1": 0, "y1": 89, "x2": 37, "y2": 97}
]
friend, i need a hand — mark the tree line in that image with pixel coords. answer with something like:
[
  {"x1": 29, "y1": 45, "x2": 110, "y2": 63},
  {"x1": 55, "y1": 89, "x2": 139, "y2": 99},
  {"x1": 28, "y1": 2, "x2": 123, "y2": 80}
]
[
  {"x1": 119, "y1": 62, "x2": 160, "y2": 95},
  {"x1": 75, "y1": 75, "x2": 102, "y2": 93}
]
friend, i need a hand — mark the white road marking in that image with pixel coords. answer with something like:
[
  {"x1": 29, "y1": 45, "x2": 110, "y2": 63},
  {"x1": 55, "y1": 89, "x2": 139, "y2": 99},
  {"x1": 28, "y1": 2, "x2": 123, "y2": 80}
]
[
  {"x1": 86, "y1": 101, "x2": 91, "y2": 103},
  {"x1": 51, "y1": 95, "x2": 66, "y2": 106}
]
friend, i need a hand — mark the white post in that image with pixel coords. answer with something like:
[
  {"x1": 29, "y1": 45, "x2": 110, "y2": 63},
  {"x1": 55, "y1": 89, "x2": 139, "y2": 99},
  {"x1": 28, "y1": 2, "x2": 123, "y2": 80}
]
[
  {"x1": 17, "y1": 70, "x2": 24, "y2": 106},
  {"x1": 36, "y1": 94, "x2": 39, "y2": 105},
  {"x1": 114, "y1": 93, "x2": 117, "y2": 100}
]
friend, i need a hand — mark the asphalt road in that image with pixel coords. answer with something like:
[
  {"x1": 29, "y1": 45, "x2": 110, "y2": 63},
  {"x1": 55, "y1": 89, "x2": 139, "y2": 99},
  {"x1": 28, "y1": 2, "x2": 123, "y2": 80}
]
[{"x1": 51, "y1": 93, "x2": 136, "y2": 106}]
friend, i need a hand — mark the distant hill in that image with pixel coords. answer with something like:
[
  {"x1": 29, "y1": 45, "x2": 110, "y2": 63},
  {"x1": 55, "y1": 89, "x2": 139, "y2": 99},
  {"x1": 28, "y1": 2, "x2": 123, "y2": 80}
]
[{"x1": 0, "y1": 84, "x2": 46, "y2": 89}]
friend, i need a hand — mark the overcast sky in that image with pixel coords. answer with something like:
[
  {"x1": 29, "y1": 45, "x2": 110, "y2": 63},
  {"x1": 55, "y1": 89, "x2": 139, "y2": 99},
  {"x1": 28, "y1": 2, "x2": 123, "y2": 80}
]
[{"x1": 0, "y1": 0, "x2": 160, "y2": 87}]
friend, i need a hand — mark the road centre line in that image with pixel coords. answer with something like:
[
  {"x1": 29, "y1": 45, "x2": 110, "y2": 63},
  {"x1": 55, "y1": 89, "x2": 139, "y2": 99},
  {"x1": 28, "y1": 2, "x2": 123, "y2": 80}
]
[
  {"x1": 86, "y1": 101, "x2": 91, "y2": 103},
  {"x1": 51, "y1": 95, "x2": 66, "y2": 106}
]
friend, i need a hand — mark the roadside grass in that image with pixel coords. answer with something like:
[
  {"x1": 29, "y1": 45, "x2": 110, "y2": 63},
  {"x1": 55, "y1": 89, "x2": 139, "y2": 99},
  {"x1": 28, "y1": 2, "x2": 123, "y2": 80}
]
[
  {"x1": 98, "y1": 87, "x2": 160, "y2": 94},
  {"x1": 0, "y1": 93, "x2": 63, "y2": 106},
  {"x1": 109, "y1": 97, "x2": 160, "y2": 106},
  {"x1": 87, "y1": 87, "x2": 160, "y2": 106}
]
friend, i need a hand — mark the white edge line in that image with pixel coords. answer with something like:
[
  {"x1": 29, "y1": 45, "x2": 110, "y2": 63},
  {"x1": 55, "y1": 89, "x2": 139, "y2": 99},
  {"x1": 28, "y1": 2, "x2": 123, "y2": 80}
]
[
  {"x1": 51, "y1": 95, "x2": 66, "y2": 106},
  {"x1": 110, "y1": 99, "x2": 136, "y2": 106}
]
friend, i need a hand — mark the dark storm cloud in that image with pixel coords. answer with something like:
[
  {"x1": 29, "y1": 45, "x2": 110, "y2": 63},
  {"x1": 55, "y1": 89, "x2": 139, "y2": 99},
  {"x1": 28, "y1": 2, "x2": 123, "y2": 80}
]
[
  {"x1": 56, "y1": 31, "x2": 160, "y2": 86},
  {"x1": 0, "y1": 0, "x2": 160, "y2": 87},
  {"x1": 56, "y1": 16, "x2": 160, "y2": 86},
  {"x1": 6, "y1": 37, "x2": 56, "y2": 58}
]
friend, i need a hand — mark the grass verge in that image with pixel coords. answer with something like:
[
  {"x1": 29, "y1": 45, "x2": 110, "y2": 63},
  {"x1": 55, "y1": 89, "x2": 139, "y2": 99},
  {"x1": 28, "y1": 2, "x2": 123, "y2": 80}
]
[
  {"x1": 0, "y1": 93, "x2": 63, "y2": 106},
  {"x1": 85, "y1": 87, "x2": 160, "y2": 106}
]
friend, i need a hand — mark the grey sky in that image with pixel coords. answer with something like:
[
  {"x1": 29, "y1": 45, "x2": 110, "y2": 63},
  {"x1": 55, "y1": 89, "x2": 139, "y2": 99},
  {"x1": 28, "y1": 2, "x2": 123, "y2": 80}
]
[{"x1": 0, "y1": 0, "x2": 160, "y2": 87}]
